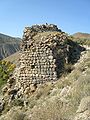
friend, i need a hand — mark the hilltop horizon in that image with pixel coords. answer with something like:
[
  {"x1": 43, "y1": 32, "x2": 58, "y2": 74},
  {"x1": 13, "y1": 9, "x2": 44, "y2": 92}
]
[
  {"x1": 0, "y1": 28, "x2": 90, "y2": 38},
  {"x1": 0, "y1": 0, "x2": 90, "y2": 37}
]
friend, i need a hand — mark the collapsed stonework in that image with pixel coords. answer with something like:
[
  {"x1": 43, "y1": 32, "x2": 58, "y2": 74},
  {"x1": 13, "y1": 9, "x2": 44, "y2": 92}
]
[
  {"x1": 2, "y1": 24, "x2": 85, "y2": 98},
  {"x1": 18, "y1": 25, "x2": 67, "y2": 81}
]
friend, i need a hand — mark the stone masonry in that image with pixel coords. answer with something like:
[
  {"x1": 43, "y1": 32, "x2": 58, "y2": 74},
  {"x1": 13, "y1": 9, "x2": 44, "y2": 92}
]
[
  {"x1": 3, "y1": 24, "x2": 85, "y2": 98},
  {"x1": 12, "y1": 24, "x2": 69, "y2": 95}
]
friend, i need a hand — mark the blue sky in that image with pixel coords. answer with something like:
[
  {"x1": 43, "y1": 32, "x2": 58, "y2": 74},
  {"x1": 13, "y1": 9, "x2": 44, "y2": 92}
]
[{"x1": 0, "y1": 0, "x2": 90, "y2": 37}]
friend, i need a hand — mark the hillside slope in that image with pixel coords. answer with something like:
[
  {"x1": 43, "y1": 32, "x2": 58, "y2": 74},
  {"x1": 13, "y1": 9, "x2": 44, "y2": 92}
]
[
  {"x1": 0, "y1": 23, "x2": 90, "y2": 120},
  {"x1": 0, "y1": 33, "x2": 21, "y2": 59},
  {"x1": 0, "y1": 24, "x2": 90, "y2": 120},
  {"x1": 73, "y1": 32, "x2": 90, "y2": 39},
  {"x1": 0, "y1": 48, "x2": 90, "y2": 120},
  {"x1": 4, "y1": 51, "x2": 20, "y2": 64}
]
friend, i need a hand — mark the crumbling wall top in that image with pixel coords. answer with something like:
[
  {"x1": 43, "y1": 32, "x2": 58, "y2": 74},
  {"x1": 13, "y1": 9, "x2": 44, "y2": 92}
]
[
  {"x1": 23, "y1": 24, "x2": 61, "y2": 34},
  {"x1": 21, "y1": 24, "x2": 64, "y2": 50}
]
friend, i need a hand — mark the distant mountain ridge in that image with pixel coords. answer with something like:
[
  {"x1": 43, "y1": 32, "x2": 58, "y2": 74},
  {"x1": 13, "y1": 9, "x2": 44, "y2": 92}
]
[
  {"x1": 73, "y1": 32, "x2": 90, "y2": 39},
  {"x1": 0, "y1": 33, "x2": 21, "y2": 59}
]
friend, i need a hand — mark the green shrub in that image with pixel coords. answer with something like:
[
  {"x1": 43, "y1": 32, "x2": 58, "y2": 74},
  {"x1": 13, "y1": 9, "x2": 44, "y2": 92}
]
[{"x1": 0, "y1": 60, "x2": 15, "y2": 88}]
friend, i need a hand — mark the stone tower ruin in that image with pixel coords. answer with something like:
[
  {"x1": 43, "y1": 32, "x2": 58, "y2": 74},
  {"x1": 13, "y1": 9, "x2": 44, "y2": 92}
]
[
  {"x1": 15, "y1": 24, "x2": 69, "y2": 88},
  {"x1": 3, "y1": 24, "x2": 85, "y2": 98}
]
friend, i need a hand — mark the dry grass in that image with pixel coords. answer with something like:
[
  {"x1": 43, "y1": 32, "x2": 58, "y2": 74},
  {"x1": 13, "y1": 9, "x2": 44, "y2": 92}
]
[{"x1": 0, "y1": 49, "x2": 90, "y2": 120}]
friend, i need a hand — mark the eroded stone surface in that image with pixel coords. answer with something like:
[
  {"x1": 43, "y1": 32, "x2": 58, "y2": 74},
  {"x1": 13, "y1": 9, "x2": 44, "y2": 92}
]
[{"x1": 2, "y1": 24, "x2": 84, "y2": 98}]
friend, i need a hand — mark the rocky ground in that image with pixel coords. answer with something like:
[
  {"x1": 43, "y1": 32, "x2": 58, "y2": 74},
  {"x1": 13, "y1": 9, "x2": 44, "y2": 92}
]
[{"x1": 0, "y1": 46, "x2": 90, "y2": 120}]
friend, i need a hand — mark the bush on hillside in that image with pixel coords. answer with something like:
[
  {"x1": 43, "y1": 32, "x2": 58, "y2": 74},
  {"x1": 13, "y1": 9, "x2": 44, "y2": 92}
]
[{"x1": 0, "y1": 60, "x2": 15, "y2": 88}]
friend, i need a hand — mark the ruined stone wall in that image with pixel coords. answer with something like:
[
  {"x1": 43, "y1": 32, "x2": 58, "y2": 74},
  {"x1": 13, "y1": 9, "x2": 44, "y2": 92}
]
[
  {"x1": 13, "y1": 24, "x2": 68, "y2": 95},
  {"x1": 18, "y1": 44, "x2": 57, "y2": 85},
  {"x1": 2, "y1": 24, "x2": 85, "y2": 100},
  {"x1": 2, "y1": 24, "x2": 70, "y2": 98}
]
